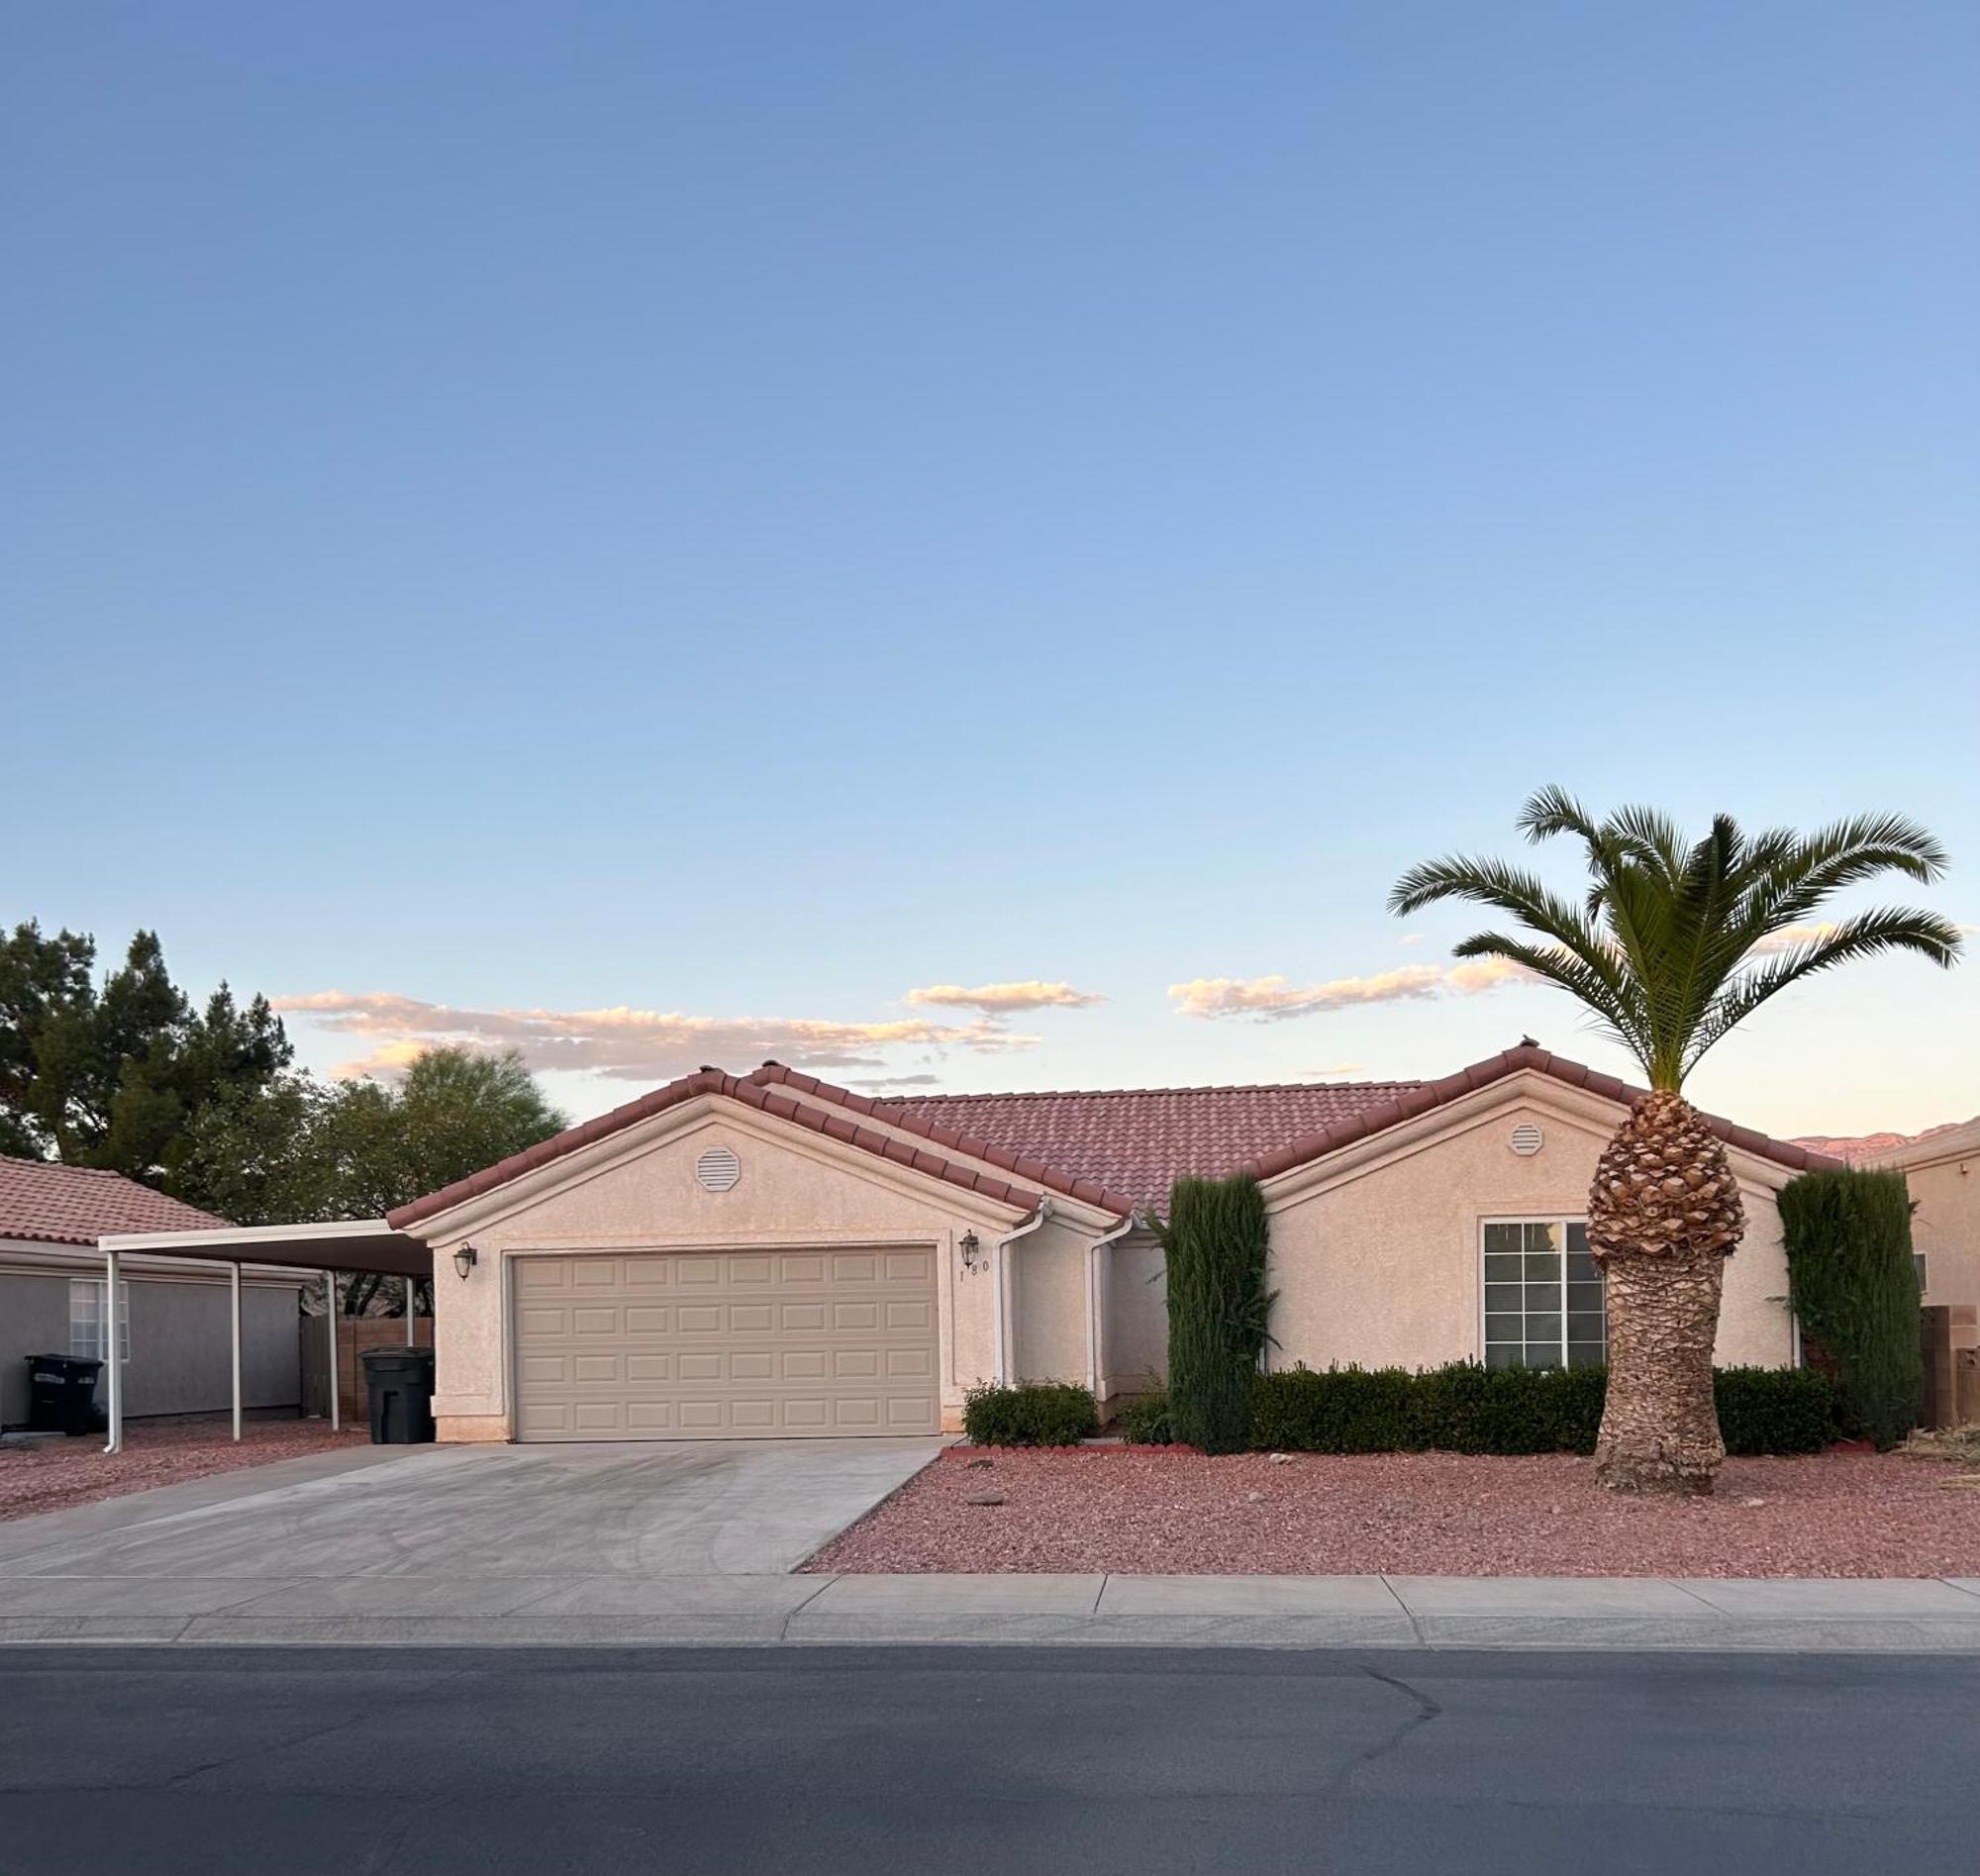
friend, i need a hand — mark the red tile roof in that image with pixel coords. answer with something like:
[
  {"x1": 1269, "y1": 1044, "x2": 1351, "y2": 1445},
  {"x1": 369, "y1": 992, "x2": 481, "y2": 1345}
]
[
  {"x1": 0, "y1": 1155, "x2": 228, "y2": 1245},
  {"x1": 385, "y1": 1045, "x2": 1841, "y2": 1234},
  {"x1": 871, "y1": 1077, "x2": 1421, "y2": 1214},
  {"x1": 1238, "y1": 1045, "x2": 1843, "y2": 1187},
  {"x1": 385, "y1": 1068, "x2": 1047, "y2": 1231},
  {"x1": 748, "y1": 1064, "x2": 1144, "y2": 1217}
]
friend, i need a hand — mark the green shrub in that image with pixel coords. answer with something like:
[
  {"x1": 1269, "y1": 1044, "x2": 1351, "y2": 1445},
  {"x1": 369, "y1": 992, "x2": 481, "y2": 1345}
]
[
  {"x1": 1780, "y1": 1169, "x2": 1923, "y2": 1449},
  {"x1": 1118, "y1": 1389, "x2": 1176, "y2": 1445},
  {"x1": 1246, "y1": 1361, "x2": 1834, "y2": 1456},
  {"x1": 961, "y1": 1381, "x2": 1098, "y2": 1447},
  {"x1": 1714, "y1": 1365, "x2": 1835, "y2": 1456},
  {"x1": 1158, "y1": 1174, "x2": 1274, "y2": 1455}
]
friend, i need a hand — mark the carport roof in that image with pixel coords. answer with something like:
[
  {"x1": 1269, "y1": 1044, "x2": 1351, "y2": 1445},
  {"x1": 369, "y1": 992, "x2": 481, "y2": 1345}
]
[{"x1": 96, "y1": 1218, "x2": 433, "y2": 1278}]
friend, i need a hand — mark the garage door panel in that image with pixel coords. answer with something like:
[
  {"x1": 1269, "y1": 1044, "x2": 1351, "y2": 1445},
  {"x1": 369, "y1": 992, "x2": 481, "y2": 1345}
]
[{"x1": 514, "y1": 1246, "x2": 940, "y2": 1441}]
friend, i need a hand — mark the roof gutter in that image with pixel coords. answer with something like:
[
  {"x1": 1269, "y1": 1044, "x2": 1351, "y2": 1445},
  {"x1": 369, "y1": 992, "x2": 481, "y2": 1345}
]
[{"x1": 992, "y1": 1198, "x2": 1053, "y2": 1386}]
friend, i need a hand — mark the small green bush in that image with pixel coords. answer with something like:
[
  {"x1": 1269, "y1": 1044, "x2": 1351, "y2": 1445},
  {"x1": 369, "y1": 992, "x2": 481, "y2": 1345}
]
[
  {"x1": 1781, "y1": 1168, "x2": 1924, "y2": 1449},
  {"x1": 1246, "y1": 1361, "x2": 1834, "y2": 1457},
  {"x1": 1714, "y1": 1365, "x2": 1835, "y2": 1456},
  {"x1": 961, "y1": 1381, "x2": 1099, "y2": 1447},
  {"x1": 1118, "y1": 1389, "x2": 1176, "y2": 1445}
]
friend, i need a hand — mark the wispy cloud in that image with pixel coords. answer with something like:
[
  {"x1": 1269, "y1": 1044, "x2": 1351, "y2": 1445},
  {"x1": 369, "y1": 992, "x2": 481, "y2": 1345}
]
[
  {"x1": 844, "y1": 1073, "x2": 944, "y2": 1091},
  {"x1": 904, "y1": 980, "x2": 1106, "y2": 1013},
  {"x1": 272, "y1": 991, "x2": 1040, "y2": 1082},
  {"x1": 1746, "y1": 920, "x2": 1978, "y2": 956},
  {"x1": 1397, "y1": 933, "x2": 1425, "y2": 947},
  {"x1": 1169, "y1": 956, "x2": 1528, "y2": 1022},
  {"x1": 1305, "y1": 1062, "x2": 1365, "y2": 1078}
]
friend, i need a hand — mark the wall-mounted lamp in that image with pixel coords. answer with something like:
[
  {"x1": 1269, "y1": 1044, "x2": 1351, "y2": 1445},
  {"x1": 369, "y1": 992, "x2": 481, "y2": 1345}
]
[
  {"x1": 453, "y1": 1243, "x2": 479, "y2": 1281},
  {"x1": 958, "y1": 1231, "x2": 981, "y2": 1273}
]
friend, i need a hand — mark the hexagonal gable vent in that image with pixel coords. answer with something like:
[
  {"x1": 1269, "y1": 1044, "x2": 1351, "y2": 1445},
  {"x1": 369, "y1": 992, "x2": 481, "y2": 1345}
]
[
  {"x1": 695, "y1": 1145, "x2": 742, "y2": 1192},
  {"x1": 1509, "y1": 1122, "x2": 1543, "y2": 1157}
]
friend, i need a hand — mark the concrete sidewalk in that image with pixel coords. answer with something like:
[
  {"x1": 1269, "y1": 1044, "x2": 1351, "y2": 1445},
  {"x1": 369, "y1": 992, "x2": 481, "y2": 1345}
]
[{"x1": 5, "y1": 1569, "x2": 1980, "y2": 1651}]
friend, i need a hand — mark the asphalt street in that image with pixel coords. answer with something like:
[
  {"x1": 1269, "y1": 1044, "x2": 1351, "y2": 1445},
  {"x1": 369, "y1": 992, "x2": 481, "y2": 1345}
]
[{"x1": 2, "y1": 1646, "x2": 1972, "y2": 1873}]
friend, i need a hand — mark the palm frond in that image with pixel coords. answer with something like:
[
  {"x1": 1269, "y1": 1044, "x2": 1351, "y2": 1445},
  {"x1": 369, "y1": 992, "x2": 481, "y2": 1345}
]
[{"x1": 1392, "y1": 796, "x2": 1960, "y2": 1093}]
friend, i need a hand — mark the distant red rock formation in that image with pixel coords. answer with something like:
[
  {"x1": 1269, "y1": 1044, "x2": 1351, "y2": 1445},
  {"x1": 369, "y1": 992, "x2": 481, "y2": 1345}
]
[{"x1": 1791, "y1": 1121, "x2": 1973, "y2": 1165}]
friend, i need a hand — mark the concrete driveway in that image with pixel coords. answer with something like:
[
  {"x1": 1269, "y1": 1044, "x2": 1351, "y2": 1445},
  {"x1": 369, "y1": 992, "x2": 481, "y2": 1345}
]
[{"x1": 0, "y1": 1438, "x2": 940, "y2": 1641}]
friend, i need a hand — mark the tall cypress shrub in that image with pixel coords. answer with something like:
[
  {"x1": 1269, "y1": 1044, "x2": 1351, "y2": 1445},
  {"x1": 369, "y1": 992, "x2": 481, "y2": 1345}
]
[
  {"x1": 1158, "y1": 1174, "x2": 1273, "y2": 1454},
  {"x1": 1779, "y1": 1168, "x2": 1923, "y2": 1449}
]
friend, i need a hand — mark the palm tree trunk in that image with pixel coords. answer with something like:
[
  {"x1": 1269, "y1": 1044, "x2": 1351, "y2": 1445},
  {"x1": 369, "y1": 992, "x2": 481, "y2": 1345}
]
[
  {"x1": 1595, "y1": 1246, "x2": 1727, "y2": 1492},
  {"x1": 1588, "y1": 1091, "x2": 1743, "y2": 1494}
]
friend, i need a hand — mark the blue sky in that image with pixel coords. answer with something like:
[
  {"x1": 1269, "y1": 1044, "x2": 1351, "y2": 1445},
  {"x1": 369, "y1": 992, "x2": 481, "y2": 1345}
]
[{"x1": 5, "y1": 3, "x2": 1976, "y2": 1138}]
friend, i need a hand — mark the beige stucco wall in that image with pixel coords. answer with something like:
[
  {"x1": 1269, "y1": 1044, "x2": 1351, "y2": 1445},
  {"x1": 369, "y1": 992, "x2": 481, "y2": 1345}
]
[
  {"x1": 1894, "y1": 1138, "x2": 1980, "y2": 1308},
  {"x1": 1262, "y1": 1080, "x2": 1797, "y2": 1374},
  {"x1": 1103, "y1": 1233, "x2": 1168, "y2": 1403},
  {"x1": 1008, "y1": 1214, "x2": 1096, "y2": 1389},
  {"x1": 424, "y1": 1103, "x2": 1022, "y2": 1438}
]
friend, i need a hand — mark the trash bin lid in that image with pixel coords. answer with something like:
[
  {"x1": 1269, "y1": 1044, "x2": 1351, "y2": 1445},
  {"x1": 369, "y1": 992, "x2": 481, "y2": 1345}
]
[
  {"x1": 26, "y1": 1353, "x2": 103, "y2": 1375},
  {"x1": 360, "y1": 1346, "x2": 436, "y2": 1368}
]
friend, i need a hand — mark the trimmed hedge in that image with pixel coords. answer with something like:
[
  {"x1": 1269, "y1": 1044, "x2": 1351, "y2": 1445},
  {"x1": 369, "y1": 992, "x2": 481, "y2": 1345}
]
[
  {"x1": 1780, "y1": 1168, "x2": 1924, "y2": 1450},
  {"x1": 1158, "y1": 1174, "x2": 1274, "y2": 1454},
  {"x1": 1246, "y1": 1362, "x2": 1836, "y2": 1457},
  {"x1": 1713, "y1": 1365, "x2": 1836, "y2": 1457},
  {"x1": 962, "y1": 1381, "x2": 1099, "y2": 1447},
  {"x1": 1119, "y1": 1389, "x2": 1176, "y2": 1446}
]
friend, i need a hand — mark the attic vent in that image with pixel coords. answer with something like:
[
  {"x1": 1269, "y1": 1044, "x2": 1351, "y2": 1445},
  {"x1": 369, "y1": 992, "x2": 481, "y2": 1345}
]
[
  {"x1": 1509, "y1": 1123, "x2": 1544, "y2": 1157},
  {"x1": 695, "y1": 1146, "x2": 742, "y2": 1193}
]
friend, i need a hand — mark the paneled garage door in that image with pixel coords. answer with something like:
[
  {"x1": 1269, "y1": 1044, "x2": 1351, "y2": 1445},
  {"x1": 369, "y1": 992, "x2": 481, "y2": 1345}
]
[{"x1": 511, "y1": 1247, "x2": 940, "y2": 1440}]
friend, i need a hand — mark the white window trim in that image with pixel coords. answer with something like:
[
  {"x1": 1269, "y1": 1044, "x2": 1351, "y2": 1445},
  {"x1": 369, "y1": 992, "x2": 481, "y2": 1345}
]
[
  {"x1": 69, "y1": 1278, "x2": 131, "y2": 1363},
  {"x1": 1479, "y1": 1216, "x2": 1605, "y2": 1370}
]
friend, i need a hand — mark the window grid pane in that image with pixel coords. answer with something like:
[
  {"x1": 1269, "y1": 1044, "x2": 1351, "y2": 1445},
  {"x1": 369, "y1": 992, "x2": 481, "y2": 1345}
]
[{"x1": 1482, "y1": 1221, "x2": 1604, "y2": 1370}]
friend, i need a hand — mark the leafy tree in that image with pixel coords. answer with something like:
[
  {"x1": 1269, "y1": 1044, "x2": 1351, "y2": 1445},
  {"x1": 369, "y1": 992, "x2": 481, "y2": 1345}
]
[
  {"x1": 175, "y1": 1046, "x2": 568, "y2": 1312},
  {"x1": 1391, "y1": 789, "x2": 1960, "y2": 1494},
  {"x1": 0, "y1": 923, "x2": 290, "y2": 1182}
]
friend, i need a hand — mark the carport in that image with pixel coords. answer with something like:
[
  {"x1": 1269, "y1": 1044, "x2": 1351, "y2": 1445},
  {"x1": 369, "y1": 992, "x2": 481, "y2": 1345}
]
[{"x1": 93, "y1": 1220, "x2": 433, "y2": 1452}]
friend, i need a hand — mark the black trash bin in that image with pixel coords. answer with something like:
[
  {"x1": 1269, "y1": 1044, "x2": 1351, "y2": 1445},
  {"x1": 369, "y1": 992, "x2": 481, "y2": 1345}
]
[
  {"x1": 25, "y1": 1353, "x2": 104, "y2": 1435},
  {"x1": 360, "y1": 1346, "x2": 437, "y2": 1445}
]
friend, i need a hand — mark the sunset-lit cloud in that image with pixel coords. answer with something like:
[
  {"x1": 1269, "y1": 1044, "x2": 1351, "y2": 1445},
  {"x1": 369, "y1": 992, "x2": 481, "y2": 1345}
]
[
  {"x1": 1746, "y1": 920, "x2": 1978, "y2": 956},
  {"x1": 904, "y1": 980, "x2": 1106, "y2": 1013},
  {"x1": 1169, "y1": 956, "x2": 1529, "y2": 1021},
  {"x1": 1305, "y1": 1062, "x2": 1365, "y2": 1078},
  {"x1": 271, "y1": 991, "x2": 1040, "y2": 1083}
]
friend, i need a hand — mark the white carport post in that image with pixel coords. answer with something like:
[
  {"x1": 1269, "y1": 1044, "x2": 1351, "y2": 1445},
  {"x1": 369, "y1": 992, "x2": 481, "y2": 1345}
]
[
  {"x1": 324, "y1": 1269, "x2": 340, "y2": 1432},
  {"x1": 229, "y1": 1260, "x2": 244, "y2": 1441},
  {"x1": 101, "y1": 1246, "x2": 123, "y2": 1453}
]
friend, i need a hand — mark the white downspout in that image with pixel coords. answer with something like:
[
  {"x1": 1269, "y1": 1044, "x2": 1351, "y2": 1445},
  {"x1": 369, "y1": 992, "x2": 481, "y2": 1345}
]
[
  {"x1": 101, "y1": 1246, "x2": 123, "y2": 1454},
  {"x1": 992, "y1": 1199, "x2": 1053, "y2": 1386},
  {"x1": 1085, "y1": 1214, "x2": 1136, "y2": 1400}
]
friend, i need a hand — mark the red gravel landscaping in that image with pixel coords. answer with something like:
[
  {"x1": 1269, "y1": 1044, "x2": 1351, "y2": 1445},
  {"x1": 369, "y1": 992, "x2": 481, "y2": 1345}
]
[
  {"x1": 804, "y1": 1445, "x2": 1980, "y2": 1579},
  {"x1": 0, "y1": 1415, "x2": 368, "y2": 1524}
]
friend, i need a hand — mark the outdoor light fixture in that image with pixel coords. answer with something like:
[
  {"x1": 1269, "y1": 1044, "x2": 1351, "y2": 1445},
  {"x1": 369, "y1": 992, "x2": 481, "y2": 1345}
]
[
  {"x1": 453, "y1": 1243, "x2": 479, "y2": 1281},
  {"x1": 959, "y1": 1231, "x2": 981, "y2": 1272}
]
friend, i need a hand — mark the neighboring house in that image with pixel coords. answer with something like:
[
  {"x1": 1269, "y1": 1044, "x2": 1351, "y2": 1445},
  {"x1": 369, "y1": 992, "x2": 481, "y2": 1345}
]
[
  {"x1": 0, "y1": 1155, "x2": 305, "y2": 1430},
  {"x1": 369, "y1": 1043, "x2": 1835, "y2": 1443},
  {"x1": 1867, "y1": 1117, "x2": 1980, "y2": 1308}
]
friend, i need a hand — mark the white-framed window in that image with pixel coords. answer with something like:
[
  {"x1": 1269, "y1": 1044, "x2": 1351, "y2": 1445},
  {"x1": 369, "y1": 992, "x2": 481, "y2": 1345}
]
[
  {"x1": 1915, "y1": 1252, "x2": 1930, "y2": 1297},
  {"x1": 69, "y1": 1279, "x2": 131, "y2": 1362},
  {"x1": 1482, "y1": 1220, "x2": 1606, "y2": 1369}
]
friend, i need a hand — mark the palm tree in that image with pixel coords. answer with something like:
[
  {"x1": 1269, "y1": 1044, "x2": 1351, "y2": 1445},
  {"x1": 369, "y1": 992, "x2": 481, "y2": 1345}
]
[{"x1": 1391, "y1": 789, "x2": 1962, "y2": 1495}]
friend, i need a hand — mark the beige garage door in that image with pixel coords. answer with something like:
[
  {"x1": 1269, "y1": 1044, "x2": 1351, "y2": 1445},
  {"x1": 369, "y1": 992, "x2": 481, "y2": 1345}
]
[{"x1": 512, "y1": 1247, "x2": 940, "y2": 1440}]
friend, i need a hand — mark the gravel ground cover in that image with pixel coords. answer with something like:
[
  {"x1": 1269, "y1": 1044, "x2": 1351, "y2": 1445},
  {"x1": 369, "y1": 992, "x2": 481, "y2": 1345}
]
[
  {"x1": 0, "y1": 1415, "x2": 367, "y2": 1523},
  {"x1": 805, "y1": 1445, "x2": 1980, "y2": 1578}
]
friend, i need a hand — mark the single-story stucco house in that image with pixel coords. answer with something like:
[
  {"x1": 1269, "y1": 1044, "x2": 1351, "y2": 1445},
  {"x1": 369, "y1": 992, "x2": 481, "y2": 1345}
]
[
  {"x1": 1869, "y1": 1117, "x2": 1980, "y2": 1308},
  {"x1": 0, "y1": 1155, "x2": 306, "y2": 1430},
  {"x1": 350, "y1": 1043, "x2": 1838, "y2": 1443}
]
